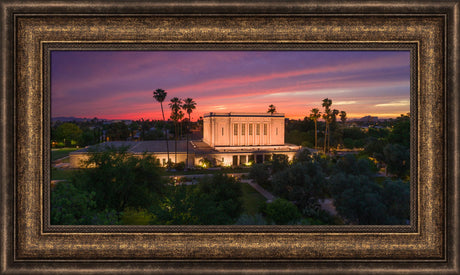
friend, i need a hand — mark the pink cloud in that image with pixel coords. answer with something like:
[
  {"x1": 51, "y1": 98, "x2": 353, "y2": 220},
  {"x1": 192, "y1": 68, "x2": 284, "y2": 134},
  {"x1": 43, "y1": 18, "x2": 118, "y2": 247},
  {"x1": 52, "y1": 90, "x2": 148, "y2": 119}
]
[{"x1": 169, "y1": 54, "x2": 409, "y2": 95}]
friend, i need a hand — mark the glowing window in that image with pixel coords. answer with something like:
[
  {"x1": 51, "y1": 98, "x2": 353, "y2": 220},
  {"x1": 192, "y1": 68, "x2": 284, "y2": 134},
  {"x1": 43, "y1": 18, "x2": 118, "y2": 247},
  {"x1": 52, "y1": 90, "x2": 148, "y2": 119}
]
[
  {"x1": 249, "y1": 124, "x2": 253, "y2": 135},
  {"x1": 241, "y1": 124, "x2": 246, "y2": 135},
  {"x1": 263, "y1": 124, "x2": 267, "y2": 135},
  {"x1": 234, "y1": 124, "x2": 238, "y2": 135},
  {"x1": 256, "y1": 124, "x2": 260, "y2": 135}
]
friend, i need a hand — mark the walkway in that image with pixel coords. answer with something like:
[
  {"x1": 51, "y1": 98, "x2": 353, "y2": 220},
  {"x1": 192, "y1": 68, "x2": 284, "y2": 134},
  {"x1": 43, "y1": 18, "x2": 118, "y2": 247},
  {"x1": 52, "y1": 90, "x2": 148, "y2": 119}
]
[
  {"x1": 168, "y1": 173, "x2": 338, "y2": 216},
  {"x1": 52, "y1": 156, "x2": 71, "y2": 169},
  {"x1": 318, "y1": 198, "x2": 337, "y2": 216},
  {"x1": 241, "y1": 179, "x2": 276, "y2": 202}
]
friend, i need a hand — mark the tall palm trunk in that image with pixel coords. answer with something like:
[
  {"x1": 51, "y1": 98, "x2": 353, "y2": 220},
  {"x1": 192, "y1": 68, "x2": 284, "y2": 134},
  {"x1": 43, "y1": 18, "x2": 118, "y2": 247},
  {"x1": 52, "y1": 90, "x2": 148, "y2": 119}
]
[
  {"x1": 324, "y1": 122, "x2": 328, "y2": 153},
  {"x1": 174, "y1": 121, "x2": 178, "y2": 164},
  {"x1": 160, "y1": 102, "x2": 170, "y2": 167},
  {"x1": 314, "y1": 120, "x2": 317, "y2": 149},
  {"x1": 186, "y1": 114, "x2": 190, "y2": 170}
]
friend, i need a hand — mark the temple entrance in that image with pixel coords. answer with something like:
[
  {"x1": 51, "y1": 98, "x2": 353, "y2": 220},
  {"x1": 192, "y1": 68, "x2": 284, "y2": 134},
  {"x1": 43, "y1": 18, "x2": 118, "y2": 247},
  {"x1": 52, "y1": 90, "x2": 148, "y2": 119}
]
[{"x1": 232, "y1": 155, "x2": 238, "y2": 166}]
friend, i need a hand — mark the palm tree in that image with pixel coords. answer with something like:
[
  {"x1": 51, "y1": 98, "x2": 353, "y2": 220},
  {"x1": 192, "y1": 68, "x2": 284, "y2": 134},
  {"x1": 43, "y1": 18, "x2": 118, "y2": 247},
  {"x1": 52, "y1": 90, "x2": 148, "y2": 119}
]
[
  {"x1": 182, "y1": 98, "x2": 197, "y2": 170},
  {"x1": 330, "y1": 109, "x2": 339, "y2": 149},
  {"x1": 322, "y1": 98, "x2": 332, "y2": 153},
  {"x1": 322, "y1": 110, "x2": 331, "y2": 153},
  {"x1": 340, "y1": 111, "x2": 347, "y2": 124},
  {"x1": 153, "y1": 89, "x2": 170, "y2": 167},
  {"x1": 128, "y1": 121, "x2": 139, "y2": 140},
  {"x1": 309, "y1": 108, "x2": 321, "y2": 149},
  {"x1": 139, "y1": 118, "x2": 150, "y2": 140},
  {"x1": 169, "y1": 97, "x2": 183, "y2": 165},
  {"x1": 332, "y1": 109, "x2": 339, "y2": 123},
  {"x1": 267, "y1": 104, "x2": 276, "y2": 115}
]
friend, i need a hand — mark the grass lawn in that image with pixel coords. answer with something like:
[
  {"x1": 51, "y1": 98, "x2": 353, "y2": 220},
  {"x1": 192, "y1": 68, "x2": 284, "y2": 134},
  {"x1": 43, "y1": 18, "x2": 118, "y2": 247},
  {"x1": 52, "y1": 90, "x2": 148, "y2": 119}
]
[
  {"x1": 51, "y1": 148, "x2": 79, "y2": 161},
  {"x1": 240, "y1": 181, "x2": 266, "y2": 216},
  {"x1": 51, "y1": 169, "x2": 79, "y2": 180}
]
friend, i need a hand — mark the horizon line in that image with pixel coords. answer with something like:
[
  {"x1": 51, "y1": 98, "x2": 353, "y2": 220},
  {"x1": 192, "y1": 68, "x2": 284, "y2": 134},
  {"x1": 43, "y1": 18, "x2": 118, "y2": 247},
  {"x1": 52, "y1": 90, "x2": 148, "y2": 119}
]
[{"x1": 52, "y1": 113, "x2": 410, "y2": 121}]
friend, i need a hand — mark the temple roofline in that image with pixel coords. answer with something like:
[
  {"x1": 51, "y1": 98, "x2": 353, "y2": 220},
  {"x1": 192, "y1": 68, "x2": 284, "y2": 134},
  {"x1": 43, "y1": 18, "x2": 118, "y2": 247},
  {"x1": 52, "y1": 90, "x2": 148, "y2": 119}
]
[{"x1": 203, "y1": 112, "x2": 284, "y2": 118}]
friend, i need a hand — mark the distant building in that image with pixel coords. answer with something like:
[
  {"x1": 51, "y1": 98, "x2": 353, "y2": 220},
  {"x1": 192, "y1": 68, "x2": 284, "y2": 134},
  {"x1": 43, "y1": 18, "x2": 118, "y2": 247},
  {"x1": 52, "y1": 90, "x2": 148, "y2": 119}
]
[{"x1": 69, "y1": 112, "x2": 300, "y2": 168}]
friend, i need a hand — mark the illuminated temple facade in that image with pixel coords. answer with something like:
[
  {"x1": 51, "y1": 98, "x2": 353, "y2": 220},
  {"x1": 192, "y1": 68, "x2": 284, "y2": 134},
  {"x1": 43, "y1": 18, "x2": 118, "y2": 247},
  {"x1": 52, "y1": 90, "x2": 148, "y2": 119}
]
[
  {"x1": 203, "y1": 112, "x2": 285, "y2": 147},
  {"x1": 70, "y1": 112, "x2": 300, "y2": 168},
  {"x1": 195, "y1": 112, "x2": 299, "y2": 166}
]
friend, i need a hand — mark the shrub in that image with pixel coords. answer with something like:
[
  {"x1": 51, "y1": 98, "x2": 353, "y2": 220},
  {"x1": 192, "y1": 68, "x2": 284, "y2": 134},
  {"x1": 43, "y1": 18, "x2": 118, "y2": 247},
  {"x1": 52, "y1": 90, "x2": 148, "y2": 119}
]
[
  {"x1": 248, "y1": 163, "x2": 270, "y2": 186},
  {"x1": 262, "y1": 198, "x2": 301, "y2": 225}
]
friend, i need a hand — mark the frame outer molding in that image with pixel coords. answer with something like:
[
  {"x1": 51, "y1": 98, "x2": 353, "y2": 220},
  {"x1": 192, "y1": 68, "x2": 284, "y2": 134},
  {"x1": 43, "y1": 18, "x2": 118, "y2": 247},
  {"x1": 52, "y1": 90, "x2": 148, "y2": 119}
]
[
  {"x1": 1, "y1": 1, "x2": 459, "y2": 274},
  {"x1": 16, "y1": 15, "x2": 443, "y2": 258},
  {"x1": 446, "y1": 0, "x2": 460, "y2": 273}
]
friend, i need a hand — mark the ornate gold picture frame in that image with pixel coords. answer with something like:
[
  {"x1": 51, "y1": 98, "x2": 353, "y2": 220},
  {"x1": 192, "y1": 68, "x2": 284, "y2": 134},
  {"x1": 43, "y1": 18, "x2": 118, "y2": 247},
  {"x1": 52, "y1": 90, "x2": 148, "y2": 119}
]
[{"x1": 1, "y1": 1, "x2": 459, "y2": 273}]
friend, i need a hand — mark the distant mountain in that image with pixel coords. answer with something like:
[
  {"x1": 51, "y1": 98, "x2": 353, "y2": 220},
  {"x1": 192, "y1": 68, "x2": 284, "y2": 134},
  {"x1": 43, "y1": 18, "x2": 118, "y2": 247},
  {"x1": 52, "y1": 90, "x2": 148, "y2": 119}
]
[
  {"x1": 51, "y1": 117, "x2": 133, "y2": 123},
  {"x1": 51, "y1": 117, "x2": 91, "y2": 122}
]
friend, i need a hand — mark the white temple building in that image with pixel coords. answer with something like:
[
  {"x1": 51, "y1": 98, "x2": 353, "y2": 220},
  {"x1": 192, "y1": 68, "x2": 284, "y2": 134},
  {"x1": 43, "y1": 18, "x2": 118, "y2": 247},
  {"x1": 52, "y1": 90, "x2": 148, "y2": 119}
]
[
  {"x1": 194, "y1": 112, "x2": 299, "y2": 166},
  {"x1": 69, "y1": 112, "x2": 300, "y2": 168}
]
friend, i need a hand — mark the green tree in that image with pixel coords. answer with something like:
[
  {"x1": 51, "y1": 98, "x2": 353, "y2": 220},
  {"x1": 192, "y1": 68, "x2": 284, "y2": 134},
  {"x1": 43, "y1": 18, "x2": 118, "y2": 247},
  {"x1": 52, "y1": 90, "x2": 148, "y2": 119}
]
[
  {"x1": 383, "y1": 143, "x2": 410, "y2": 178},
  {"x1": 270, "y1": 154, "x2": 290, "y2": 174},
  {"x1": 55, "y1": 122, "x2": 83, "y2": 147},
  {"x1": 193, "y1": 174, "x2": 243, "y2": 224},
  {"x1": 235, "y1": 213, "x2": 268, "y2": 225},
  {"x1": 79, "y1": 130, "x2": 98, "y2": 146},
  {"x1": 364, "y1": 137, "x2": 387, "y2": 162},
  {"x1": 182, "y1": 98, "x2": 197, "y2": 169},
  {"x1": 262, "y1": 198, "x2": 301, "y2": 225},
  {"x1": 153, "y1": 88, "x2": 170, "y2": 167},
  {"x1": 249, "y1": 163, "x2": 270, "y2": 187},
  {"x1": 128, "y1": 121, "x2": 139, "y2": 139},
  {"x1": 51, "y1": 182, "x2": 118, "y2": 225},
  {"x1": 330, "y1": 173, "x2": 387, "y2": 224},
  {"x1": 333, "y1": 154, "x2": 375, "y2": 177},
  {"x1": 285, "y1": 129, "x2": 309, "y2": 146},
  {"x1": 138, "y1": 118, "x2": 150, "y2": 141},
  {"x1": 381, "y1": 179, "x2": 410, "y2": 224},
  {"x1": 152, "y1": 184, "x2": 200, "y2": 225},
  {"x1": 294, "y1": 148, "x2": 312, "y2": 163},
  {"x1": 342, "y1": 127, "x2": 366, "y2": 149},
  {"x1": 75, "y1": 147, "x2": 165, "y2": 213},
  {"x1": 120, "y1": 207, "x2": 156, "y2": 225},
  {"x1": 143, "y1": 127, "x2": 165, "y2": 140},
  {"x1": 388, "y1": 113, "x2": 410, "y2": 147},
  {"x1": 271, "y1": 161, "x2": 327, "y2": 213},
  {"x1": 106, "y1": 121, "x2": 130, "y2": 141},
  {"x1": 153, "y1": 174, "x2": 243, "y2": 225}
]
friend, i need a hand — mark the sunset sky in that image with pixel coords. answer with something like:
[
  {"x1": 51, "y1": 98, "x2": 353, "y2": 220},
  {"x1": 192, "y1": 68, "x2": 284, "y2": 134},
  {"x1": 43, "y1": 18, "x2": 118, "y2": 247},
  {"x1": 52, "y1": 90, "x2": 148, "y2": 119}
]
[{"x1": 51, "y1": 50, "x2": 410, "y2": 121}]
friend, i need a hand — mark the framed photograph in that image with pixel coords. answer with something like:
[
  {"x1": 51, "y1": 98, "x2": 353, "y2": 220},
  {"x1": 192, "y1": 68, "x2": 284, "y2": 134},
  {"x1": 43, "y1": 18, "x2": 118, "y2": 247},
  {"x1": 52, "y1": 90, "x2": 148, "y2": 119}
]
[{"x1": 1, "y1": 1, "x2": 459, "y2": 273}]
